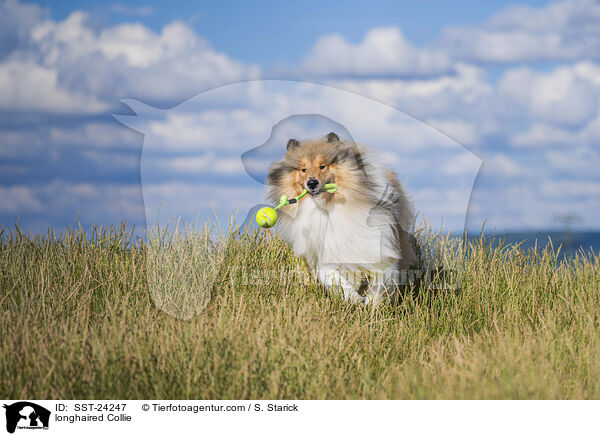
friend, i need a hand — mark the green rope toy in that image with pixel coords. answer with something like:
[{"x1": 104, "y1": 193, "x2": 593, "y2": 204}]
[{"x1": 255, "y1": 183, "x2": 338, "y2": 228}]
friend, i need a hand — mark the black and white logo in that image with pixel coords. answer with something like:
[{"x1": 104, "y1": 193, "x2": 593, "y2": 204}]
[{"x1": 3, "y1": 402, "x2": 50, "y2": 434}]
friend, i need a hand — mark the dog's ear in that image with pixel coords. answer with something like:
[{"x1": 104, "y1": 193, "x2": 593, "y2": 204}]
[
  {"x1": 287, "y1": 139, "x2": 299, "y2": 151},
  {"x1": 327, "y1": 132, "x2": 340, "y2": 143}
]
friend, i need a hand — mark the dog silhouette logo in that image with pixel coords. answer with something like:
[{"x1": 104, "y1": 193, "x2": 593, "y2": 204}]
[
  {"x1": 3, "y1": 402, "x2": 50, "y2": 434},
  {"x1": 114, "y1": 80, "x2": 480, "y2": 312}
]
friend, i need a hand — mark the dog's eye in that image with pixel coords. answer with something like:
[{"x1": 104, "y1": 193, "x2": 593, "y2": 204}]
[
  {"x1": 319, "y1": 165, "x2": 326, "y2": 170},
  {"x1": 301, "y1": 168, "x2": 306, "y2": 172}
]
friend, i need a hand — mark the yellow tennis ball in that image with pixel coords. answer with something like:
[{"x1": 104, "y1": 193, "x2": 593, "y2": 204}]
[{"x1": 256, "y1": 207, "x2": 278, "y2": 228}]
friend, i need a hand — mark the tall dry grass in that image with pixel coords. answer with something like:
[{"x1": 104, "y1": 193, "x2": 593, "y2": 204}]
[{"x1": 1, "y1": 221, "x2": 599, "y2": 399}]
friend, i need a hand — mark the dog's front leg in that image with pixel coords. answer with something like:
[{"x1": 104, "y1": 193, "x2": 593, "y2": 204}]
[{"x1": 316, "y1": 267, "x2": 365, "y2": 303}]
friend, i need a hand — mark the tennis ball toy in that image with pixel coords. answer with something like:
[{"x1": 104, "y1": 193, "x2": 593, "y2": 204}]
[
  {"x1": 254, "y1": 184, "x2": 338, "y2": 229},
  {"x1": 256, "y1": 206, "x2": 278, "y2": 228}
]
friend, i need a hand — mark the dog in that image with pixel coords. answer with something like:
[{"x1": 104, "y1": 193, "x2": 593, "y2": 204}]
[{"x1": 265, "y1": 132, "x2": 418, "y2": 304}]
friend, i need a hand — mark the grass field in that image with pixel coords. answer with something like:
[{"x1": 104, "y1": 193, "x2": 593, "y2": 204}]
[{"x1": 1, "y1": 221, "x2": 599, "y2": 399}]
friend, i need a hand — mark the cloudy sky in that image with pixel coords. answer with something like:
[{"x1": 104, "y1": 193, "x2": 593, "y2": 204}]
[{"x1": 1, "y1": 0, "x2": 599, "y2": 235}]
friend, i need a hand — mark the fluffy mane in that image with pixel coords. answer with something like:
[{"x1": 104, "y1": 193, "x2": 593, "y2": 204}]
[{"x1": 265, "y1": 134, "x2": 417, "y2": 304}]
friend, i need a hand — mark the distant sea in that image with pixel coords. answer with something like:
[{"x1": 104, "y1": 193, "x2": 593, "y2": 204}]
[{"x1": 466, "y1": 231, "x2": 600, "y2": 259}]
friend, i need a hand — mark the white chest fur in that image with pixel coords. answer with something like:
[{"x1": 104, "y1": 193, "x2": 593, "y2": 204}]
[{"x1": 278, "y1": 196, "x2": 399, "y2": 271}]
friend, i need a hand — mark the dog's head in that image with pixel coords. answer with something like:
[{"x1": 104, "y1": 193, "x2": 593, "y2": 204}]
[{"x1": 269, "y1": 132, "x2": 367, "y2": 198}]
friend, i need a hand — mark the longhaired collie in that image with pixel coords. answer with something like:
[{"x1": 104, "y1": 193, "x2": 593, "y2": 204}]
[{"x1": 265, "y1": 132, "x2": 417, "y2": 304}]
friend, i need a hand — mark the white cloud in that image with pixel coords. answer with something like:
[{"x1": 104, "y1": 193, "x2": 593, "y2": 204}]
[
  {"x1": 0, "y1": 184, "x2": 44, "y2": 213},
  {"x1": 145, "y1": 110, "x2": 271, "y2": 152},
  {"x1": 301, "y1": 26, "x2": 451, "y2": 77},
  {"x1": 96, "y1": 21, "x2": 206, "y2": 69},
  {"x1": 49, "y1": 122, "x2": 141, "y2": 148},
  {"x1": 119, "y1": 80, "x2": 475, "y2": 157},
  {"x1": 498, "y1": 64, "x2": 600, "y2": 126},
  {"x1": 439, "y1": 0, "x2": 600, "y2": 63},
  {"x1": 142, "y1": 182, "x2": 263, "y2": 226},
  {"x1": 442, "y1": 152, "x2": 484, "y2": 177},
  {"x1": 332, "y1": 63, "x2": 493, "y2": 115},
  {"x1": 0, "y1": 0, "x2": 46, "y2": 57},
  {"x1": 541, "y1": 180, "x2": 600, "y2": 198},
  {"x1": 511, "y1": 123, "x2": 578, "y2": 147},
  {"x1": 326, "y1": 64, "x2": 498, "y2": 147},
  {"x1": 411, "y1": 186, "x2": 474, "y2": 223},
  {"x1": 0, "y1": 59, "x2": 109, "y2": 113},
  {"x1": 466, "y1": 180, "x2": 599, "y2": 231},
  {"x1": 0, "y1": 181, "x2": 144, "y2": 224},
  {"x1": 299, "y1": 0, "x2": 600, "y2": 79},
  {"x1": 0, "y1": 128, "x2": 47, "y2": 158},
  {"x1": 574, "y1": 61, "x2": 600, "y2": 87},
  {"x1": 162, "y1": 155, "x2": 245, "y2": 176},
  {"x1": 483, "y1": 154, "x2": 524, "y2": 178},
  {"x1": 546, "y1": 146, "x2": 600, "y2": 176},
  {"x1": 117, "y1": 81, "x2": 481, "y2": 233},
  {"x1": 1, "y1": 6, "x2": 260, "y2": 113},
  {"x1": 511, "y1": 105, "x2": 600, "y2": 148},
  {"x1": 425, "y1": 119, "x2": 480, "y2": 147},
  {"x1": 2, "y1": 0, "x2": 600, "y2": 234},
  {"x1": 82, "y1": 150, "x2": 139, "y2": 170}
]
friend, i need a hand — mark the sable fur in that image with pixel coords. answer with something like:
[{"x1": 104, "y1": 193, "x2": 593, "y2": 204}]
[{"x1": 265, "y1": 132, "x2": 417, "y2": 304}]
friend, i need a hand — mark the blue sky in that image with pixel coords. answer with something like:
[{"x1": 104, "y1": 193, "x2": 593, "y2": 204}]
[
  {"x1": 42, "y1": 0, "x2": 552, "y2": 64},
  {"x1": 1, "y1": 0, "x2": 599, "y2": 235}
]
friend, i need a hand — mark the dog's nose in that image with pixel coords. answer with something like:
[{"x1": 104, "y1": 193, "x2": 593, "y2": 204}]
[{"x1": 307, "y1": 179, "x2": 319, "y2": 190}]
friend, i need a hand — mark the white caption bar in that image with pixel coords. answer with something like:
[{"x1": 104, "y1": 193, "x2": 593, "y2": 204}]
[{"x1": 1, "y1": 400, "x2": 597, "y2": 436}]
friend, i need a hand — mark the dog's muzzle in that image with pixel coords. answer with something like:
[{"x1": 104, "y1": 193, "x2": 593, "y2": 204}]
[{"x1": 306, "y1": 178, "x2": 320, "y2": 196}]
